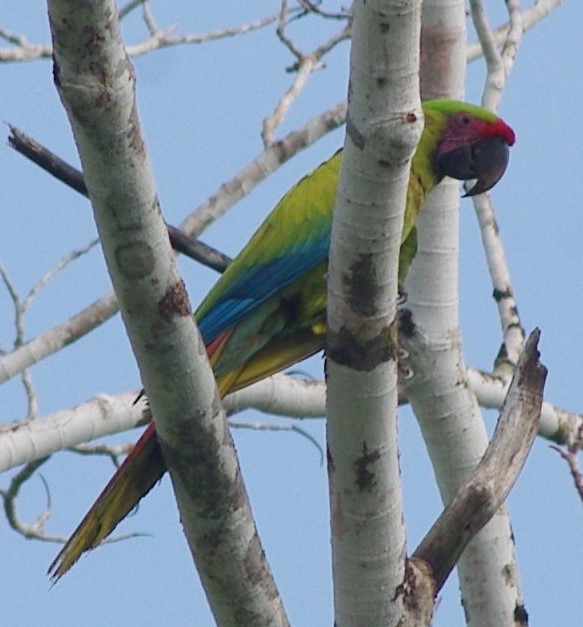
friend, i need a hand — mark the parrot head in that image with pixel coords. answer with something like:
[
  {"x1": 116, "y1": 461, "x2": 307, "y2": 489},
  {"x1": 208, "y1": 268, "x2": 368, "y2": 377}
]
[{"x1": 430, "y1": 104, "x2": 516, "y2": 197}]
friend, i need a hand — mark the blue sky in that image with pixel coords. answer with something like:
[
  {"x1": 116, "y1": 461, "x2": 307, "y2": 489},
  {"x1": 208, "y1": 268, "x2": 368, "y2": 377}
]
[{"x1": 1, "y1": 2, "x2": 582, "y2": 626}]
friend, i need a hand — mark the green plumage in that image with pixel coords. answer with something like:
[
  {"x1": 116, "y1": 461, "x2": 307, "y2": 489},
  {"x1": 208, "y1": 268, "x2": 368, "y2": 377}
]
[
  {"x1": 197, "y1": 100, "x2": 478, "y2": 391},
  {"x1": 49, "y1": 100, "x2": 514, "y2": 580}
]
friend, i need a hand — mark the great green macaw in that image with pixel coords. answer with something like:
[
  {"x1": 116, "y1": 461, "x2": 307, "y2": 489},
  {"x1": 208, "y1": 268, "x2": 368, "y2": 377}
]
[{"x1": 49, "y1": 100, "x2": 515, "y2": 580}]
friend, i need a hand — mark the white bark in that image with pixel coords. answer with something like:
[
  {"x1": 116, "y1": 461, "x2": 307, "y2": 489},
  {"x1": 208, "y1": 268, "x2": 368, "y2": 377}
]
[
  {"x1": 0, "y1": 291, "x2": 118, "y2": 385},
  {"x1": 0, "y1": 102, "x2": 347, "y2": 387},
  {"x1": 326, "y1": 1, "x2": 422, "y2": 624},
  {"x1": 2, "y1": 368, "x2": 577, "y2": 474},
  {"x1": 413, "y1": 330, "x2": 545, "y2": 597},
  {"x1": 0, "y1": 392, "x2": 144, "y2": 473},
  {"x1": 0, "y1": 2, "x2": 579, "y2": 626},
  {"x1": 400, "y1": 1, "x2": 525, "y2": 625},
  {"x1": 47, "y1": 1, "x2": 287, "y2": 624}
]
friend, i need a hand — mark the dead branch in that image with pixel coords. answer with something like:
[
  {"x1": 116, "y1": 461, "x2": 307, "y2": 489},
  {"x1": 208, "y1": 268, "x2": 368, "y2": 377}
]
[{"x1": 413, "y1": 329, "x2": 546, "y2": 596}]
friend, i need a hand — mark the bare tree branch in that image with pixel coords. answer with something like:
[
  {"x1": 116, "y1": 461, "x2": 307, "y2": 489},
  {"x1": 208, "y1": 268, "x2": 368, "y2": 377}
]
[
  {"x1": 48, "y1": 0, "x2": 288, "y2": 621},
  {"x1": 0, "y1": 7, "x2": 281, "y2": 62},
  {"x1": 228, "y1": 418, "x2": 324, "y2": 465},
  {"x1": 0, "y1": 375, "x2": 327, "y2": 473},
  {"x1": 472, "y1": 192, "x2": 525, "y2": 378},
  {"x1": 407, "y1": 3, "x2": 525, "y2": 623},
  {"x1": 126, "y1": 7, "x2": 283, "y2": 57},
  {"x1": 2, "y1": 1, "x2": 563, "y2": 66},
  {"x1": 0, "y1": 290, "x2": 118, "y2": 385},
  {"x1": 414, "y1": 328, "x2": 546, "y2": 594},
  {"x1": 118, "y1": 0, "x2": 147, "y2": 20},
  {"x1": 0, "y1": 26, "x2": 52, "y2": 62},
  {"x1": 262, "y1": 3, "x2": 350, "y2": 144},
  {"x1": 467, "y1": 367, "x2": 582, "y2": 446},
  {"x1": 0, "y1": 457, "x2": 61, "y2": 542},
  {"x1": 550, "y1": 423, "x2": 583, "y2": 504},
  {"x1": 0, "y1": 392, "x2": 146, "y2": 472},
  {"x1": 182, "y1": 100, "x2": 346, "y2": 237},
  {"x1": 466, "y1": 0, "x2": 565, "y2": 62},
  {"x1": 469, "y1": 0, "x2": 525, "y2": 378},
  {"x1": 0, "y1": 447, "x2": 146, "y2": 546},
  {"x1": 470, "y1": 0, "x2": 524, "y2": 111},
  {"x1": 7, "y1": 125, "x2": 231, "y2": 273},
  {"x1": 3, "y1": 365, "x2": 581, "y2": 477},
  {"x1": 1, "y1": 101, "x2": 346, "y2": 386}
]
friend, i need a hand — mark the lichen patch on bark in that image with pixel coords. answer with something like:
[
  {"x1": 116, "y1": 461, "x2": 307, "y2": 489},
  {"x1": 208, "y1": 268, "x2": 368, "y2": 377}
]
[{"x1": 115, "y1": 241, "x2": 154, "y2": 279}]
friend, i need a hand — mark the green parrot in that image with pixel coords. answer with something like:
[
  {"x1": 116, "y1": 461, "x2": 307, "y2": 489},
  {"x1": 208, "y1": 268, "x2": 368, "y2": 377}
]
[{"x1": 49, "y1": 99, "x2": 515, "y2": 580}]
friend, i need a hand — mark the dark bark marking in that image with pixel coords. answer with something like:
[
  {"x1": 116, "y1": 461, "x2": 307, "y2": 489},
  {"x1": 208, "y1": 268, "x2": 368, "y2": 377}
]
[
  {"x1": 346, "y1": 253, "x2": 377, "y2": 316},
  {"x1": 327, "y1": 324, "x2": 396, "y2": 371},
  {"x1": 493, "y1": 286, "x2": 513, "y2": 302},
  {"x1": 158, "y1": 279, "x2": 191, "y2": 322},
  {"x1": 355, "y1": 441, "x2": 380, "y2": 491}
]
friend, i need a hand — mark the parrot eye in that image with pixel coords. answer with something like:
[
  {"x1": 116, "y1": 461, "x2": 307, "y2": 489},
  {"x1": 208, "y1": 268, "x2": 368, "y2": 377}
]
[{"x1": 460, "y1": 114, "x2": 471, "y2": 125}]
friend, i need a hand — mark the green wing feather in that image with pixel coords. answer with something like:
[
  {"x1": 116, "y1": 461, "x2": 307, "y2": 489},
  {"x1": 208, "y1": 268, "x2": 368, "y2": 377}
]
[{"x1": 49, "y1": 100, "x2": 510, "y2": 581}]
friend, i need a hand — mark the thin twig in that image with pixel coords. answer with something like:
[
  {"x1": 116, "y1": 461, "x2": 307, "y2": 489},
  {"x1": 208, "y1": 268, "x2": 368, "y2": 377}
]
[
  {"x1": 550, "y1": 423, "x2": 583, "y2": 503},
  {"x1": 229, "y1": 418, "x2": 324, "y2": 465},
  {"x1": 141, "y1": 1, "x2": 159, "y2": 35},
  {"x1": 183, "y1": 100, "x2": 346, "y2": 236},
  {"x1": 262, "y1": 55, "x2": 321, "y2": 145},
  {"x1": 276, "y1": 0, "x2": 305, "y2": 60},
  {"x1": 0, "y1": 290, "x2": 118, "y2": 385},
  {"x1": 118, "y1": 0, "x2": 147, "y2": 20},
  {"x1": 472, "y1": 194, "x2": 525, "y2": 378},
  {"x1": 0, "y1": 10, "x2": 281, "y2": 62},
  {"x1": 70, "y1": 442, "x2": 134, "y2": 460},
  {"x1": 469, "y1": 0, "x2": 525, "y2": 378},
  {"x1": 467, "y1": 0, "x2": 565, "y2": 63},
  {"x1": 296, "y1": 0, "x2": 351, "y2": 21},
  {"x1": 2, "y1": 101, "x2": 346, "y2": 385},
  {"x1": 0, "y1": 457, "x2": 64, "y2": 542},
  {"x1": 0, "y1": 259, "x2": 42, "y2": 418},
  {"x1": 23, "y1": 240, "x2": 100, "y2": 312},
  {"x1": 7, "y1": 125, "x2": 231, "y2": 273},
  {"x1": 126, "y1": 11, "x2": 283, "y2": 57},
  {"x1": 263, "y1": 8, "x2": 350, "y2": 145},
  {"x1": 0, "y1": 452, "x2": 148, "y2": 545},
  {"x1": 470, "y1": 0, "x2": 523, "y2": 112}
]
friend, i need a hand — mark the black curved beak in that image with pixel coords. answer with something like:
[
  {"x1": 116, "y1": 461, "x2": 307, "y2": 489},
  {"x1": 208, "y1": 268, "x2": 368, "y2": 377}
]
[{"x1": 436, "y1": 138, "x2": 510, "y2": 197}]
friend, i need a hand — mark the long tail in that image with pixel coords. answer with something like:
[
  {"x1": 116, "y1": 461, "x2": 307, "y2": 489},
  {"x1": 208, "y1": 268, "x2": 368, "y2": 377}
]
[
  {"x1": 48, "y1": 422, "x2": 164, "y2": 581},
  {"x1": 49, "y1": 322, "x2": 323, "y2": 581}
]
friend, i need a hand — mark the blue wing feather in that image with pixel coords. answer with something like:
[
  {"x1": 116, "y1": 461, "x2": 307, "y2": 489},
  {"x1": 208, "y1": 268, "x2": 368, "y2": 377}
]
[
  {"x1": 198, "y1": 236, "x2": 329, "y2": 343},
  {"x1": 196, "y1": 151, "x2": 341, "y2": 345}
]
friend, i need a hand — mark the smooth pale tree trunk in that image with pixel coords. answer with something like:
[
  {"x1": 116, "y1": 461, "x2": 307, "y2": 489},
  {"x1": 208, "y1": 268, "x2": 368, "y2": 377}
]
[
  {"x1": 401, "y1": 1, "x2": 526, "y2": 624},
  {"x1": 327, "y1": 1, "x2": 422, "y2": 625}
]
